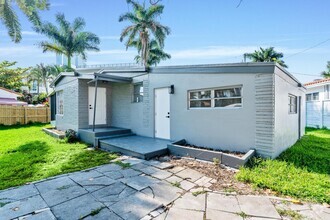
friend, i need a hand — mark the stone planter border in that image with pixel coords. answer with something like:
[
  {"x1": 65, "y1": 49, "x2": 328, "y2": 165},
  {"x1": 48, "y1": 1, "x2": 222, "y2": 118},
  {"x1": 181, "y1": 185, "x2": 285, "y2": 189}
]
[
  {"x1": 167, "y1": 139, "x2": 255, "y2": 169},
  {"x1": 42, "y1": 128, "x2": 65, "y2": 139}
]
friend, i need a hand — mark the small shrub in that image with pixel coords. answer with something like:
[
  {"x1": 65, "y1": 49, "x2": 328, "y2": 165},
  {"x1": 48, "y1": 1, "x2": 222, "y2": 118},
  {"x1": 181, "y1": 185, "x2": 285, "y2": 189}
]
[
  {"x1": 213, "y1": 157, "x2": 220, "y2": 166},
  {"x1": 65, "y1": 129, "x2": 78, "y2": 143}
]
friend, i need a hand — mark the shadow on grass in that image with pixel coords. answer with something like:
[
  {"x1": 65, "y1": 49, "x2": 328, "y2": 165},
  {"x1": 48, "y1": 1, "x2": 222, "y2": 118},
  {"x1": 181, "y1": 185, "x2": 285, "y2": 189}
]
[
  {"x1": 0, "y1": 141, "x2": 50, "y2": 190},
  {"x1": 58, "y1": 148, "x2": 118, "y2": 175},
  {"x1": 0, "y1": 122, "x2": 49, "y2": 131}
]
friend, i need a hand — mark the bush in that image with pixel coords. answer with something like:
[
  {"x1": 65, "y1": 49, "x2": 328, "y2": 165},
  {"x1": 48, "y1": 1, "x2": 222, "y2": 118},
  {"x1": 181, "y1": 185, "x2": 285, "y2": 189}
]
[{"x1": 65, "y1": 129, "x2": 78, "y2": 143}]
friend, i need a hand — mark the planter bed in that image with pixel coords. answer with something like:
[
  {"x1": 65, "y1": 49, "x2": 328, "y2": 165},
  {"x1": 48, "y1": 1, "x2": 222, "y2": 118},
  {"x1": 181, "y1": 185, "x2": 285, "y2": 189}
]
[
  {"x1": 42, "y1": 128, "x2": 65, "y2": 139},
  {"x1": 167, "y1": 139, "x2": 255, "y2": 169}
]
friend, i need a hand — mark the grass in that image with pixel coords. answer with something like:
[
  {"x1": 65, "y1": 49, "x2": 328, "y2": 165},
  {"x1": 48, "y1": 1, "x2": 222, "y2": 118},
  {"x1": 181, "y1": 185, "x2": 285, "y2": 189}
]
[
  {"x1": 171, "y1": 181, "x2": 181, "y2": 188},
  {"x1": 114, "y1": 160, "x2": 132, "y2": 169},
  {"x1": 236, "y1": 128, "x2": 330, "y2": 204},
  {"x1": 0, "y1": 123, "x2": 118, "y2": 190},
  {"x1": 276, "y1": 208, "x2": 303, "y2": 220},
  {"x1": 192, "y1": 190, "x2": 207, "y2": 197}
]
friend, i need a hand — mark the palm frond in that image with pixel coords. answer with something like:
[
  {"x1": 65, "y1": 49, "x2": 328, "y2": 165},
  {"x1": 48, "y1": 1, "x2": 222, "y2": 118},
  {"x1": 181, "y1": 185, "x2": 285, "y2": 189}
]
[
  {"x1": 39, "y1": 41, "x2": 65, "y2": 54},
  {"x1": 1, "y1": 1, "x2": 21, "y2": 42},
  {"x1": 72, "y1": 17, "x2": 86, "y2": 32}
]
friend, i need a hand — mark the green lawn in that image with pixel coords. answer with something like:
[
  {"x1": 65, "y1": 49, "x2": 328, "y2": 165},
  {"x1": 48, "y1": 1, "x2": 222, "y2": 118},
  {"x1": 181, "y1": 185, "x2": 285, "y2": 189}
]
[
  {"x1": 0, "y1": 123, "x2": 118, "y2": 190},
  {"x1": 236, "y1": 128, "x2": 330, "y2": 204}
]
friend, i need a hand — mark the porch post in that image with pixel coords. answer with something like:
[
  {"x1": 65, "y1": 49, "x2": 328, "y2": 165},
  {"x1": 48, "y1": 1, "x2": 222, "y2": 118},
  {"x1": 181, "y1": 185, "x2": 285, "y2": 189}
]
[{"x1": 92, "y1": 76, "x2": 98, "y2": 132}]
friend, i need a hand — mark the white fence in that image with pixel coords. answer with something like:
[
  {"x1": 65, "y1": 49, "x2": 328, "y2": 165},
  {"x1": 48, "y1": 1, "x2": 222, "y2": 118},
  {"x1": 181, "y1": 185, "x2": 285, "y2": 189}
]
[{"x1": 306, "y1": 100, "x2": 330, "y2": 128}]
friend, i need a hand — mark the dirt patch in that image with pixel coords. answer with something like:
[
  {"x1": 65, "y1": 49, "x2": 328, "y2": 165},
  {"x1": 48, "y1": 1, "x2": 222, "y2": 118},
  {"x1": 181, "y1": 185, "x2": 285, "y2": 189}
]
[
  {"x1": 180, "y1": 143, "x2": 245, "y2": 158},
  {"x1": 169, "y1": 157, "x2": 275, "y2": 196}
]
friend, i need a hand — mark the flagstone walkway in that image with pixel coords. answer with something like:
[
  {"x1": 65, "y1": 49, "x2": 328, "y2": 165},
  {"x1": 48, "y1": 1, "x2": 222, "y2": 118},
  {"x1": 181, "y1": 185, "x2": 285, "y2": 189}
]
[{"x1": 0, "y1": 157, "x2": 329, "y2": 220}]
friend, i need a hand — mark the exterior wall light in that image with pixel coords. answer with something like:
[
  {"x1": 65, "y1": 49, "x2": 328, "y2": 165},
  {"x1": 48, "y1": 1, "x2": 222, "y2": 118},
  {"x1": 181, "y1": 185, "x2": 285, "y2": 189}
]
[{"x1": 169, "y1": 85, "x2": 174, "y2": 94}]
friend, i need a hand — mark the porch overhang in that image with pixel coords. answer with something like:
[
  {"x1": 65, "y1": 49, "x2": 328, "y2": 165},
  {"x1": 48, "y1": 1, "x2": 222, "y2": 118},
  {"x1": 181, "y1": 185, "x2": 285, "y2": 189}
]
[{"x1": 88, "y1": 73, "x2": 133, "y2": 84}]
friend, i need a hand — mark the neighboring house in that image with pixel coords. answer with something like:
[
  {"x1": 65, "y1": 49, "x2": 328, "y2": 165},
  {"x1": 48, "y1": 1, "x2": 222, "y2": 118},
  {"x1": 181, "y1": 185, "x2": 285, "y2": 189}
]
[
  {"x1": 304, "y1": 78, "x2": 330, "y2": 128},
  {"x1": 51, "y1": 62, "x2": 305, "y2": 158},
  {"x1": 21, "y1": 78, "x2": 51, "y2": 95},
  {"x1": 0, "y1": 87, "x2": 27, "y2": 106}
]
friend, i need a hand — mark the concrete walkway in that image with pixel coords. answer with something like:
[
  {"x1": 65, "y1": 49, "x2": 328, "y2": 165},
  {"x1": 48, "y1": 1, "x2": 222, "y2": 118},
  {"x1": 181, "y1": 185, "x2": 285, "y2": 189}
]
[{"x1": 0, "y1": 157, "x2": 329, "y2": 220}]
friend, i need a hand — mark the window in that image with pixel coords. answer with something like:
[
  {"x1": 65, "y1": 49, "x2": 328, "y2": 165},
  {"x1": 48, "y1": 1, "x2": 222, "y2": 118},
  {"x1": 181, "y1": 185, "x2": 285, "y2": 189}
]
[
  {"x1": 306, "y1": 92, "x2": 319, "y2": 101},
  {"x1": 325, "y1": 85, "x2": 330, "y2": 100},
  {"x1": 189, "y1": 86, "x2": 242, "y2": 109},
  {"x1": 32, "y1": 80, "x2": 38, "y2": 92},
  {"x1": 133, "y1": 83, "x2": 143, "y2": 103},
  {"x1": 56, "y1": 91, "x2": 64, "y2": 115},
  {"x1": 288, "y1": 94, "x2": 297, "y2": 114}
]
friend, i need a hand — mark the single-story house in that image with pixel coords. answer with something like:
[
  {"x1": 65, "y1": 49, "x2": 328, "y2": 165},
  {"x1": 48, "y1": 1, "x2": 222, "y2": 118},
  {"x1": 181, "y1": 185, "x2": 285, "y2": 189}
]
[
  {"x1": 304, "y1": 78, "x2": 330, "y2": 128},
  {"x1": 51, "y1": 62, "x2": 305, "y2": 158},
  {"x1": 0, "y1": 87, "x2": 27, "y2": 106}
]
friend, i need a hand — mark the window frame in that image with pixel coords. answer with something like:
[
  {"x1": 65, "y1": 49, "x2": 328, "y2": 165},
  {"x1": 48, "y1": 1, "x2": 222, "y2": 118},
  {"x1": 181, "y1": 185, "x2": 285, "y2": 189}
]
[
  {"x1": 56, "y1": 90, "x2": 64, "y2": 115},
  {"x1": 132, "y1": 82, "x2": 144, "y2": 103},
  {"x1": 306, "y1": 92, "x2": 319, "y2": 101},
  {"x1": 325, "y1": 85, "x2": 330, "y2": 100},
  {"x1": 288, "y1": 94, "x2": 297, "y2": 114},
  {"x1": 188, "y1": 85, "x2": 243, "y2": 109}
]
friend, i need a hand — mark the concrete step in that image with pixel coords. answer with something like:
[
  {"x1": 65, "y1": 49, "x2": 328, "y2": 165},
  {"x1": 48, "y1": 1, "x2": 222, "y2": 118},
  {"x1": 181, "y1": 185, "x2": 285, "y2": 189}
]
[
  {"x1": 99, "y1": 136, "x2": 169, "y2": 160},
  {"x1": 78, "y1": 127, "x2": 132, "y2": 145}
]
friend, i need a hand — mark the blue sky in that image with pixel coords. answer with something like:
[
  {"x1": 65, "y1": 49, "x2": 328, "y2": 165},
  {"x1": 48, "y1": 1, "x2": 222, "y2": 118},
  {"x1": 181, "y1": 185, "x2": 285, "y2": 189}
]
[{"x1": 1, "y1": 0, "x2": 330, "y2": 83}]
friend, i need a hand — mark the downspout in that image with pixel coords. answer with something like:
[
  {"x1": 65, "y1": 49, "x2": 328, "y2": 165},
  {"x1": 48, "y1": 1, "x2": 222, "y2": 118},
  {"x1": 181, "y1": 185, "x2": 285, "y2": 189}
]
[{"x1": 92, "y1": 76, "x2": 98, "y2": 132}]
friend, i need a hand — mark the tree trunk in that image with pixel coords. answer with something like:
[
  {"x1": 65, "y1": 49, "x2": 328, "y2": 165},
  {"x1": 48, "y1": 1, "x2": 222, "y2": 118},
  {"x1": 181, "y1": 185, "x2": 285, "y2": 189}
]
[
  {"x1": 43, "y1": 78, "x2": 48, "y2": 94},
  {"x1": 67, "y1": 55, "x2": 72, "y2": 69}
]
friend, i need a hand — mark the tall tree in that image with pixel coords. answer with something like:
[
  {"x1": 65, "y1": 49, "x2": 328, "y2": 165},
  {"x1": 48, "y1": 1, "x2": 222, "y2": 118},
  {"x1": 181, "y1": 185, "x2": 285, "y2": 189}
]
[
  {"x1": 35, "y1": 13, "x2": 100, "y2": 69},
  {"x1": 0, "y1": 0, "x2": 49, "y2": 43},
  {"x1": 119, "y1": 0, "x2": 170, "y2": 67},
  {"x1": 128, "y1": 39, "x2": 170, "y2": 66},
  {"x1": 321, "y1": 61, "x2": 330, "y2": 78},
  {"x1": 245, "y1": 47, "x2": 288, "y2": 68},
  {"x1": 29, "y1": 64, "x2": 61, "y2": 94},
  {"x1": 0, "y1": 61, "x2": 29, "y2": 90}
]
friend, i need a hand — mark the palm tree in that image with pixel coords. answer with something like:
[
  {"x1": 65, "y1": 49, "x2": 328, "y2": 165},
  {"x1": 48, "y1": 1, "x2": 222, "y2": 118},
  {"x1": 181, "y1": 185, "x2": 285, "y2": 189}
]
[
  {"x1": 35, "y1": 13, "x2": 100, "y2": 69},
  {"x1": 29, "y1": 64, "x2": 61, "y2": 94},
  {"x1": 245, "y1": 47, "x2": 288, "y2": 68},
  {"x1": 321, "y1": 61, "x2": 330, "y2": 78},
  {"x1": 119, "y1": 0, "x2": 170, "y2": 67},
  {"x1": 0, "y1": 0, "x2": 49, "y2": 43},
  {"x1": 128, "y1": 39, "x2": 171, "y2": 66}
]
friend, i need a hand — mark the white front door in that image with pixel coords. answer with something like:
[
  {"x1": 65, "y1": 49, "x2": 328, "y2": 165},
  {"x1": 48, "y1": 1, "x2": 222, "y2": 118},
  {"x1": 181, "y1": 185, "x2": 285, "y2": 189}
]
[
  {"x1": 88, "y1": 87, "x2": 107, "y2": 125},
  {"x1": 155, "y1": 88, "x2": 170, "y2": 139}
]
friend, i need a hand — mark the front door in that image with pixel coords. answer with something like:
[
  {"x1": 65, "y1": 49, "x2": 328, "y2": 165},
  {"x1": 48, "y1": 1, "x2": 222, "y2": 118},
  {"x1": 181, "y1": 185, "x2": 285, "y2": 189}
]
[
  {"x1": 88, "y1": 87, "x2": 107, "y2": 125},
  {"x1": 155, "y1": 88, "x2": 170, "y2": 139}
]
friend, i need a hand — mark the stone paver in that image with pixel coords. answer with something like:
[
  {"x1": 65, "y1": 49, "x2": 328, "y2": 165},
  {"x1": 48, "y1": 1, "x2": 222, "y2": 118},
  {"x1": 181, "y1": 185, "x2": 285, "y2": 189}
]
[
  {"x1": 207, "y1": 192, "x2": 241, "y2": 213},
  {"x1": 121, "y1": 175, "x2": 160, "y2": 191},
  {"x1": 18, "y1": 209, "x2": 56, "y2": 220},
  {"x1": 166, "y1": 175, "x2": 183, "y2": 184},
  {"x1": 109, "y1": 192, "x2": 162, "y2": 220},
  {"x1": 83, "y1": 208, "x2": 122, "y2": 220},
  {"x1": 179, "y1": 180, "x2": 196, "y2": 191},
  {"x1": 141, "y1": 182, "x2": 183, "y2": 205},
  {"x1": 167, "y1": 166, "x2": 185, "y2": 174},
  {"x1": 0, "y1": 195, "x2": 47, "y2": 220},
  {"x1": 237, "y1": 195, "x2": 281, "y2": 219},
  {"x1": 176, "y1": 168, "x2": 204, "y2": 182},
  {"x1": 172, "y1": 193, "x2": 206, "y2": 211},
  {"x1": 51, "y1": 194, "x2": 104, "y2": 220},
  {"x1": 91, "y1": 182, "x2": 136, "y2": 207},
  {"x1": 0, "y1": 156, "x2": 327, "y2": 220},
  {"x1": 0, "y1": 185, "x2": 39, "y2": 204},
  {"x1": 166, "y1": 208, "x2": 204, "y2": 219},
  {"x1": 206, "y1": 209, "x2": 243, "y2": 220},
  {"x1": 150, "y1": 169, "x2": 172, "y2": 180}
]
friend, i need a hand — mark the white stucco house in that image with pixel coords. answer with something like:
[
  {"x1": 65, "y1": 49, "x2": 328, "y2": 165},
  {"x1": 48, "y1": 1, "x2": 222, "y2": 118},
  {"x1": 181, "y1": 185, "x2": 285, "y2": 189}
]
[
  {"x1": 50, "y1": 62, "x2": 306, "y2": 159},
  {"x1": 304, "y1": 78, "x2": 330, "y2": 128}
]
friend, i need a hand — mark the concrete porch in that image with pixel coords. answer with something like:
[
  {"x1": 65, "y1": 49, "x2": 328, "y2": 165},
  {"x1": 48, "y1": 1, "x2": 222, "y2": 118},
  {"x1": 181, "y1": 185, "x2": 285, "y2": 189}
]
[
  {"x1": 100, "y1": 136, "x2": 169, "y2": 160},
  {"x1": 78, "y1": 127, "x2": 134, "y2": 146}
]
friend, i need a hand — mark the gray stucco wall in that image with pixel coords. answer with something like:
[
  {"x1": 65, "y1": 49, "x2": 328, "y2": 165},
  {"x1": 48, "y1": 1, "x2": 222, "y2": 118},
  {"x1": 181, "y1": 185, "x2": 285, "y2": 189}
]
[
  {"x1": 78, "y1": 79, "x2": 112, "y2": 129},
  {"x1": 55, "y1": 77, "x2": 79, "y2": 131},
  {"x1": 273, "y1": 68, "x2": 306, "y2": 158}
]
